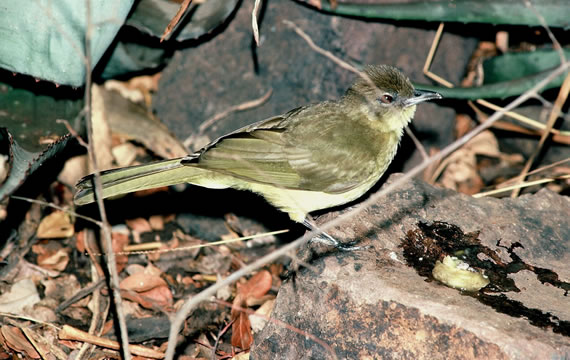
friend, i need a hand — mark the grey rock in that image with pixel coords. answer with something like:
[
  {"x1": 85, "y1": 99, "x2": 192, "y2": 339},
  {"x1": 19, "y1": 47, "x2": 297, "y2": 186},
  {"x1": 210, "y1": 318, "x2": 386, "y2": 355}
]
[{"x1": 252, "y1": 174, "x2": 569, "y2": 359}]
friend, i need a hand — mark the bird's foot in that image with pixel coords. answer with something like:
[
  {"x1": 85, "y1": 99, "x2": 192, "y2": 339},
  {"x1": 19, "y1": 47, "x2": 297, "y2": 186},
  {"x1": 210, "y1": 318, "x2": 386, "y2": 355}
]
[
  {"x1": 303, "y1": 219, "x2": 369, "y2": 251},
  {"x1": 309, "y1": 233, "x2": 368, "y2": 251}
]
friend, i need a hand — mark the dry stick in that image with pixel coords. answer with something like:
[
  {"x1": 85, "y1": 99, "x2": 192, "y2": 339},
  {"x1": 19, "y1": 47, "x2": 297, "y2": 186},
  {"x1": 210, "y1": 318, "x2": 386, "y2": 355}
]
[
  {"x1": 119, "y1": 229, "x2": 288, "y2": 256},
  {"x1": 59, "y1": 325, "x2": 164, "y2": 359},
  {"x1": 424, "y1": 22, "x2": 569, "y2": 139},
  {"x1": 252, "y1": 0, "x2": 263, "y2": 46},
  {"x1": 509, "y1": 0, "x2": 569, "y2": 198},
  {"x1": 56, "y1": 118, "x2": 89, "y2": 147},
  {"x1": 473, "y1": 174, "x2": 570, "y2": 198},
  {"x1": 0, "y1": 312, "x2": 60, "y2": 330},
  {"x1": 212, "y1": 320, "x2": 234, "y2": 360},
  {"x1": 56, "y1": 279, "x2": 105, "y2": 313},
  {"x1": 497, "y1": 156, "x2": 570, "y2": 187},
  {"x1": 10, "y1": 196, "x2": 103, "y2": 227},
  {"x1": 163, "y1": 60, "x2": 570, "y2": 360},
  {"x1": 510, "y1": 71, "x2": 570, "y2": 197},
  {"x1": 405, "y1": 127, "x2": 429, "y2": 161},
  {"x1": 282, "y1": 19, "x2": 378, "y2": 95},
  {"x1": 161, "y1": 0, "x2": 193, "y2": 42},
  {"x1": 524, "y1": 0, "x2": 566, "y2": 64},
  {"x1": 83, "y1": 1, "x2": 131, "y2": 359},
  {"x1": 75, "y1": 276, "x2": 102, "y2": 359},
  {"x1": 490, "y1": 119, "x2": 570, "y2": 144},
  {"x1": 475, "y1": 100, "x2": 570, "y2": 137},
  {"x1": 183, "y1": 89, "x2": 273, "y2": 149},
  {"x1": 21, "y1": 328, "x2": 45, "y2": 360},
  {"x1": 22, "y1": 327, "x2": 68, "y2": 360},
  {"x1": 87, "y1": 230, "x2": 288, "y2": 257},
  {"x1": 423, "y1": 23, "x2": 453, "y2": 88}
]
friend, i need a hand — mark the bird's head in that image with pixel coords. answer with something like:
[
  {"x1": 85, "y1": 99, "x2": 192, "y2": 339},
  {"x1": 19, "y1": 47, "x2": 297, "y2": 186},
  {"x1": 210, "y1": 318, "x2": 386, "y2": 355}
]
[{"x1": 346, "y1": 65, "x2": 441, "y2": 132}]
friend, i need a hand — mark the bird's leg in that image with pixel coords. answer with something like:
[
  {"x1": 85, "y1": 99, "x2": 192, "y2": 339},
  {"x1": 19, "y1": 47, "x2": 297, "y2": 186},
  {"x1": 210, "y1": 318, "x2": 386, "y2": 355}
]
[{"x1": 302, "y1": 219, "x2": 364, "y2": 251}]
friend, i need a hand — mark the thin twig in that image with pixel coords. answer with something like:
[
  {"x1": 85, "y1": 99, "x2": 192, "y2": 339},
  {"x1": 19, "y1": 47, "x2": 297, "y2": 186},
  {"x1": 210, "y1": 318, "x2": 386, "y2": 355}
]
[
  {"x1": 92, "y1": 229, "x2": 289, "y2": 256},
  {"x1": 283, "y1": 20, "x2": 358, "y2": 75},
  {"x1": 56, "y1": 279, "x2": 105, "y2": 313},
  {"x1": 252, "y1": 0, "x2": 263, "y2": 46},
  {"x1": 511, "y1": 70, "x2": 570, "y2": 197},
  {"x1": 183, "y1": 89, "x2": 273, "y2": 149},
  {"x1": 473, "y1": 174, "x2": 570, "y2": 198},
  {"x1": 212, "y1": 320, "x2": 234, "y2": 360},
  {"x1": 161, "y1": 0, "x2": 193, "y2": 42},
  {"x1": 423, "y1": 23, "x2": 454, "y2": 88},
  {"x1": 59, "y1": 325, "x2": 164, "y2": 359},
  {"x1": 523, "y1": 0, "x2": 566, "y2": 64},
  {"x1": 75, "y1": 281, "x2": 100, "y2": 358},
  {"x1": 83, "y1": 1, "x2": 131, "y2": 358},
  {"x1": 498, "y1": 156, "x2": 570, "y2": 187},
  {"x1": 0, "y1": 312, "x2": 61, "y2": 330},
  {"x1": 405, "y1": 127, "x2": 429, "y2": 162},
  {"x1": 10, "y1": 196, "x2": 103, "y2": 227},
  {"x1": 56, "y1": 117, "x2": 89, "y2": 148},
  {"x1": 474, "y1": 100, "x2": 570, "y2": 137}
]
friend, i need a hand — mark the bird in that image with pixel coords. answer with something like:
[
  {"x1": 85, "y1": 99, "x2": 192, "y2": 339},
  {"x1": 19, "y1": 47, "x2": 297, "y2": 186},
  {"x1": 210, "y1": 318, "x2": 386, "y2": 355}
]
[{"x1": 75, "y1": 65, "x2": 441, "y2": 249}]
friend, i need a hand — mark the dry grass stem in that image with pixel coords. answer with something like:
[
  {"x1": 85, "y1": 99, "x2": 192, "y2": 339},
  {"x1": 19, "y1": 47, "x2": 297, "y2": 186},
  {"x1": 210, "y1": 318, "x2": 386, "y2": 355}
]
[
  {"x1": 252, "y1": 0, "x2": 263, "y2": 46},
  {"x1": 82, "y1": 2, "x2": 131, "y2": 357},
  {"x1": 161, "y1": 0, "x2": 193, "y2": 42},
  {"x1": 183, "y1": 89, "x2": 273, "y2": 149},
  {"x1": 473, "y1": 174, "x2": 570, "y2": 198},
  {"x1": 511, "y1": 71, "x2": 570, "y2": 197},
  {"x1": 59, "y1": 325, "x2": 165, "y2": 359}
]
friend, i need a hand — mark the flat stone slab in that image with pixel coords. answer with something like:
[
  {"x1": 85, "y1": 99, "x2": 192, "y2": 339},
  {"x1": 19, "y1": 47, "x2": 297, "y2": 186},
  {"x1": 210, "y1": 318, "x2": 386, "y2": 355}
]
[{"x1": 252, "y1": 174, "x2": 569, "y2": 359}]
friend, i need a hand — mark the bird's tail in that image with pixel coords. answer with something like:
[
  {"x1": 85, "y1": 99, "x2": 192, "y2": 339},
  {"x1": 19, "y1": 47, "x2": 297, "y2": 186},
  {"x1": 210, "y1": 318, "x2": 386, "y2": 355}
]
[{"x1": 74, "y1": 158, "x2": 211, "y2": 205}]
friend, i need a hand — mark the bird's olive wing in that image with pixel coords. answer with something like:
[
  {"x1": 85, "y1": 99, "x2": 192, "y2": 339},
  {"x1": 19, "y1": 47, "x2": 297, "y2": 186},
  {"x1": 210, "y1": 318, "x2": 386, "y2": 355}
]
[
  {"x1": 185, "y1": 110, "x2": 304, "y2": 189},
  {"x1": 282, "y1": 106, "x2": 390, "y2": 193},
  {"x1": 187, "y1": 104, "x2": 388, "y2": 193}
]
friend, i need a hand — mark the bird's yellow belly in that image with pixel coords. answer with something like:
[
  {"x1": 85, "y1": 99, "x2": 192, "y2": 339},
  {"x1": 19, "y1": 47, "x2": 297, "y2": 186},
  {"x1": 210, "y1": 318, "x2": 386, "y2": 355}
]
[{"x1": 243, "y1": 175, "x2": 380, "y2": 223}]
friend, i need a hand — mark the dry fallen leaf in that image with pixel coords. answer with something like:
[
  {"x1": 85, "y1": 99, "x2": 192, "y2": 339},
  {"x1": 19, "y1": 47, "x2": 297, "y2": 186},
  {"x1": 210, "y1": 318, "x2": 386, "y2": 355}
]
[
  {"x1": 91, "y1": 84, "x2": 115, "y2": 172},
  {"x1": 58, "y1": 155, "x2": 89, "y2": 188},
  {"x1": 122, "y1": 285, "x2": 173, "y2": 311},
  {"x1": 0, "y1": 279, "x2": 40, "y2": 314},
  {"x1": 242, "y1": 270, "x2": 272, "y2": 305},
  {"x1": 35, "y1": 245, "x2": 70, "y2": 272},
  {"x1": 250, "y1": 298, "x2": 275, "y2": 333},
  {"x1": 120, "y1": 272, "x2": 167, "y2": 292},
  {"x1": 36, "y1": 210, "x2": 74, "y2": 239},
  {"x1": 231, "y1": 270, "x2": 272, "y2": 350},
  {"x1": 434, "y1": 131, "x2": 522, "y2": 195},
  {"x1": 0, "y1": 326, "x2": 40, "y2": 359},
  {"x1": 231, "y1": 310, "x2": 253, "y2": 350},
  {"x1": 112, "y1": 142, "x2": 138, "y2": 167},
  {"x1": 126, "y1": 218, "x2": 153, "y2": 233},
  {"x1": 99, "y1": 86, "x2": 188, "y2": 159},
  {"x1": 149, "y1": 215, "x2": 165, "y2": 231},
  {"x1": 112, "y1": 230, "x2": 130, "y2": 273}
]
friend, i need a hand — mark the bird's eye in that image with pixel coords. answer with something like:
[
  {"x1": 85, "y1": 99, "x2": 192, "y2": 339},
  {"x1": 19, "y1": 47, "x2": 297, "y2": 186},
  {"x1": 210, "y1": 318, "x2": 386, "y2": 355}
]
[{"x1": 379, "y1": 94, "x2": 394, "y2": 104}]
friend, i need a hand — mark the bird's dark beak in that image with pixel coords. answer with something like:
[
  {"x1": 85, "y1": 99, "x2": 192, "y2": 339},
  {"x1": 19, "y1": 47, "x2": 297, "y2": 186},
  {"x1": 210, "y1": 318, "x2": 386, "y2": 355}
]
[{"x1": 404, "y1": 89, "x2": 442, "y2": 107}]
